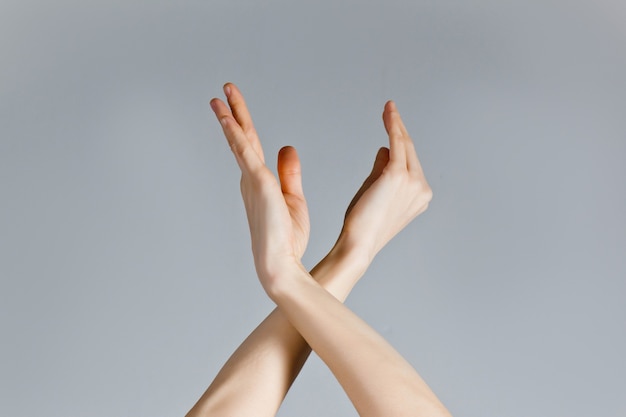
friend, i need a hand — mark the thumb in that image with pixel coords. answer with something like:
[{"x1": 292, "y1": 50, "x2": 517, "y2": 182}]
[
  {"x1": 369, "y1": 146, "x2": 390, "y2": 181},
  {"x1": 277, "y1": 146, "x2": 304, "y2": 197}
]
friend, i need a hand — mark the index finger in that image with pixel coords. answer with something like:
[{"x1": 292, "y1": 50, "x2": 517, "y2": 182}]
[
  {"x1": 211, "y1": 98, "x2": 264, "y2": 174},
  {"x1": 224, "y1": 83, "x2": 265, "y2": 163},
  {"x1": 382, "y1": 101, "x2": 422, "y2": 174}
]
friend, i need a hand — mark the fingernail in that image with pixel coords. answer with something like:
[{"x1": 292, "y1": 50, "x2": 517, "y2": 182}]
[
  {"x1": 224, "y1": 84, "x2": 231, "y2": 97},
  {"x1": 210, "y1": 99, "x2": 218, "y2": 112}
]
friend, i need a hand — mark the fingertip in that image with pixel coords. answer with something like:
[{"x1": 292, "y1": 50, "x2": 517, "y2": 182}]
[
  {"x1": 278, "y1": 144, "x2": 300, "y2": 161},
  {"x1": 277, "y1": 145, "x2": 300, "y2": 170},
  {"x1": 223, "y1": 82, "x2": 233, "y2": 98},
  {"x1": 382, "y1": 101, "x2": 399, "y2": 124},
  {"x1": 279, "y1": 145, "x2": 295, "y2": 154},
  {"x1": 210, "y1": 98, "x2": 221, "y2": 112},
  {"x1": 382, "y1": 103, "x2": 395, "y2": 133}
]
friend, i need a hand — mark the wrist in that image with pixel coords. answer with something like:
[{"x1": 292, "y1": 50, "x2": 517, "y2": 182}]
[
  {"x1": 265, "y1": 261, "x2": 311, "y2": 303},
  {"x1": 332, "y1": 230, "x2": 375, "y2": 270},
  {"x1": 302, "y1": 234, "x2": 372, "y2": 302}
]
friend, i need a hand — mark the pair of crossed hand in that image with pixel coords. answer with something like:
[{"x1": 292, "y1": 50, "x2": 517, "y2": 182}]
[{"x1": 210, "y1": 83, "x2": 433, "y2": 297}]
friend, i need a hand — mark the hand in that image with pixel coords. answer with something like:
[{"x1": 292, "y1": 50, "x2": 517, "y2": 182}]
[
  {"x1": 337, "y1": 101, "x2": 433, "y2": 264},
  {"x1": 210, "y1": 83, "x2": 310, "y2": 292}
]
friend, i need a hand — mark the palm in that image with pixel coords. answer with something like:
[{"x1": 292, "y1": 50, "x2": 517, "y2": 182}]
[{"x1": 284, "y1": 192, "x2": 310, "y2": 260}]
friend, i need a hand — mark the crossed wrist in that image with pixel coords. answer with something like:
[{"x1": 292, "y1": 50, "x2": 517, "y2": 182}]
[{"x1": 263, "y1": 261, "x2": 311, "y2": 302}]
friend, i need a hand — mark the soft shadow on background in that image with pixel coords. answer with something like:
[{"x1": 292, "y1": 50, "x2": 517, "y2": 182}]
[{"x1": 1, "y1": 1, "x2": 625, "y2": 416}]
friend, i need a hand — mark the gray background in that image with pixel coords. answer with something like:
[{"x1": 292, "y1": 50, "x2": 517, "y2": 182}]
[{"x1": 1, "y1": 1, "x2": 625, "y2": 416}]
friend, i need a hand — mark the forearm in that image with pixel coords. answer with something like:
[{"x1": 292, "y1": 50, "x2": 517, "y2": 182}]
[
  {"x1": 203, "y1": 82, "x2": 441, "y2": 417},
  {"x1": 185, "y1": 244, "x2": 368, "y2": 417},
  {"x1": 270, "y1": 268, "x2": 452, "y2": 417}
]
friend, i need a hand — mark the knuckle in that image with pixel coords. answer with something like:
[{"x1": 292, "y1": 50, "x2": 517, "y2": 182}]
[
  {"x1": 238, "y1": 143, "x2": 252, "y2": 159},
  {"x1": 229, "y1": 140, "x2": 243, "y2": 156},
  {"x1": 245, "y1": 126, "x2": 258, "y2": 138},
  {"x1": 228, "y1": 140, "x2": 239, "y2": 153},
  {"x1": 390, "y1": 129, "x2": 405, "y2": 142}
]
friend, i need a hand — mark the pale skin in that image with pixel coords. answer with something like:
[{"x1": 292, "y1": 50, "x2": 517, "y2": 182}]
[{"x1": 186, "y1": 83, "x2": 451, "y2": 417}]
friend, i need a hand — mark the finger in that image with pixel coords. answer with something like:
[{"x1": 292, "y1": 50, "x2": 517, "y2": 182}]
[
  {"x1": 403, "y1": 137, "x2": 425, "y2": 176},
  {"x1": 211, "y1": 98, "x2": 264, "y2": 173},
  {"x1": 224, "y1": 82, "x2": 265, "y2": 163},
  {"x1": 277, "y1": 146, "x2": 304, "y2": 197},
  {"x1": 382, "y1": 100, "x2": 407, "y2": 167},
  {"x1": 210, "y1": 96, "x2": 234, "y2": 124}
]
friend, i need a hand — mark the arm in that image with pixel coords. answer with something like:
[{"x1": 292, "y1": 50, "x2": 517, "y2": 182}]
[
  {"x1": 271, "y1": 265, "x2": 451, "y2": 417},
  {"x1": 191, "y1": 83, "x2": 450, "y2": 417},
  {"x1": 187, "y1": 84, "x2": 372, "y2": 417},
  {"x1": 187, "y1": 240, "x2": 365, "y2": 417},
  {"x1": 185, "y1": 241, "x2": 367, "y2": 417},
  {"x1": 254, "y1": 101, "x2": 449, "y2": 416}
]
